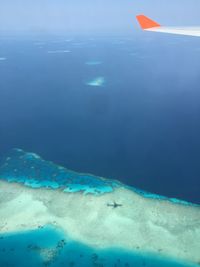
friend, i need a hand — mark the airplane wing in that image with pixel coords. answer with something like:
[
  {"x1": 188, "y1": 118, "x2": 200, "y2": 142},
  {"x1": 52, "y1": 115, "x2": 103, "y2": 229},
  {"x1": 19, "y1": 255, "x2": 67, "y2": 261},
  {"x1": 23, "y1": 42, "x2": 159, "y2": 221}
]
[{"x1": 136, "y1": 15, "x2": 200, "y2": 37}]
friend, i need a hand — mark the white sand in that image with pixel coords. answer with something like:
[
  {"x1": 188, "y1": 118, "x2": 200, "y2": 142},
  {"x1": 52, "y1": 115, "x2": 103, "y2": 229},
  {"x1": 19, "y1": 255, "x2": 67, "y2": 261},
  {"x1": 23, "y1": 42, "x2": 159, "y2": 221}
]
[{"x1": 0, "y1": 180, "x2": 200, "y2": 265}]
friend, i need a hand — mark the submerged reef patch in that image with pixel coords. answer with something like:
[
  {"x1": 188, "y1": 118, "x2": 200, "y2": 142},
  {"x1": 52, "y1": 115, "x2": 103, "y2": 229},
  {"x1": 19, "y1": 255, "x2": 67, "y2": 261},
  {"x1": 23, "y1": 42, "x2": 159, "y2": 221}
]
[
  {"x1": 86, "y1": 77, "x2": 105, "y2": 87},
  {"x1": 0, "y1": 226, "x2": 197, "y2": 267},
  {"x1": 47, "y1": 50, "x2": 71, "y2": 54},
  {"x1": 85, "y1": 60, "x2": 102, "y2": 65}
]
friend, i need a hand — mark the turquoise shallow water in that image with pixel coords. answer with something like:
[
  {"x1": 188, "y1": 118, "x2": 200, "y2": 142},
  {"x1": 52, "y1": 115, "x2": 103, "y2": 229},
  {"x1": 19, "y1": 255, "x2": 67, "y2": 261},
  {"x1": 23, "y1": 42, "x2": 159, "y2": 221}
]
[
  {"x1": 0, "y1": 149, "x2": 198, "y2": 207},
  {"x1": 0, "y1": 226, "x2": 197, "y2": 267},
  {"x1": 0, "y1": 149, "x2": 120, "y2": 195}
]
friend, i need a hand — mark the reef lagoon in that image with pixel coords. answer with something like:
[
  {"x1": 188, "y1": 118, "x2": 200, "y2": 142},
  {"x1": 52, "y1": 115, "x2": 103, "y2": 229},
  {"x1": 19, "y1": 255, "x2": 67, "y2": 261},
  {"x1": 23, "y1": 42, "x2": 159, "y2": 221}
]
[{"x1": 0, "y1": 149, "x2": 199, "y2": 267}]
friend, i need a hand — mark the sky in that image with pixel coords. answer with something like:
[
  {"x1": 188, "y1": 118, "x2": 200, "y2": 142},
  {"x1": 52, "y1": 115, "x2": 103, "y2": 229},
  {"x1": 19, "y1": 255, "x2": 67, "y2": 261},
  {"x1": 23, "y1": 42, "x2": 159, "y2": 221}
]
[{"x1": 0, "y1": 0, "x2": 200, "y2": 35}]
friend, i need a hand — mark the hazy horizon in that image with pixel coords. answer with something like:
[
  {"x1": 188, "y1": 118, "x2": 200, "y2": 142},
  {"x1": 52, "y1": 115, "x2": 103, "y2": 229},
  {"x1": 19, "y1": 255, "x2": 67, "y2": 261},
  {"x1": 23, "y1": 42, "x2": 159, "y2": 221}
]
[{"x1": 0, "y1": 0, "x2": 200, "y2": 36}]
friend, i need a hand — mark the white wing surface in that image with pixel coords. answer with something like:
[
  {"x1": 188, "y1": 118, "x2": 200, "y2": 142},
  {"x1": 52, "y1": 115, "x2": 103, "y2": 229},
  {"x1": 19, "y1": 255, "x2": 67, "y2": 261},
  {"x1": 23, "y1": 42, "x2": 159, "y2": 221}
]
[{"x1": 136, "y1": 15, "x2": 200, "y2": 37}]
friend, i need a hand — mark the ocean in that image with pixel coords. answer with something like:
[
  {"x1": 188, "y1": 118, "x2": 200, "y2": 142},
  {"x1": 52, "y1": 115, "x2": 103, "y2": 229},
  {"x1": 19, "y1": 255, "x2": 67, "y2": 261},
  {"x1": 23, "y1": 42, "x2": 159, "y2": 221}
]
[{"x1": 0, "y1": 34, "x2": 200, "y2": 204}]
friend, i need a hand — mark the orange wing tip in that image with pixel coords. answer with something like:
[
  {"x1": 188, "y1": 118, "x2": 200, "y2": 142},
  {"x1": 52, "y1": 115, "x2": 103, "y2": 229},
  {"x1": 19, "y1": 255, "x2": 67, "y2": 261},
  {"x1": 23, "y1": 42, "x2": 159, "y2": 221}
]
[{"x1": 136, "y1": 15, "x2": 161, "y2": 30}]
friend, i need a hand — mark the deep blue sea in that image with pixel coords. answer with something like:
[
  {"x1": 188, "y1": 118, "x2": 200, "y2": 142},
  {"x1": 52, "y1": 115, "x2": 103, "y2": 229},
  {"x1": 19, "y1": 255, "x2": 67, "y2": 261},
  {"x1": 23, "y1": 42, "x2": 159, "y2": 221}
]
[{"x1": 0, "y1": 34, "x2": 200, "y2": 204}]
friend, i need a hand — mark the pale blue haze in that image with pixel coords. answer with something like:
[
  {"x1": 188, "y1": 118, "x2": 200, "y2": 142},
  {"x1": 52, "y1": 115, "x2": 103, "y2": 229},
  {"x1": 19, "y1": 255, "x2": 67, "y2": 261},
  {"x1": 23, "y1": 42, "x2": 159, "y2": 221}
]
[{"x1": 0, "y1": 0, "x2": 200, "y2": 35}]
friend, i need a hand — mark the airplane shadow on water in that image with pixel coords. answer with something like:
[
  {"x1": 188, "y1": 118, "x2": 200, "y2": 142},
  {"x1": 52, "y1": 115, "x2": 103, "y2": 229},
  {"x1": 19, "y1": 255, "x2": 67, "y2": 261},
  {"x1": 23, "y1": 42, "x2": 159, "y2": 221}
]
[{"x1": 0, "y1": 225, "x2": 197, "y2": 267}]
